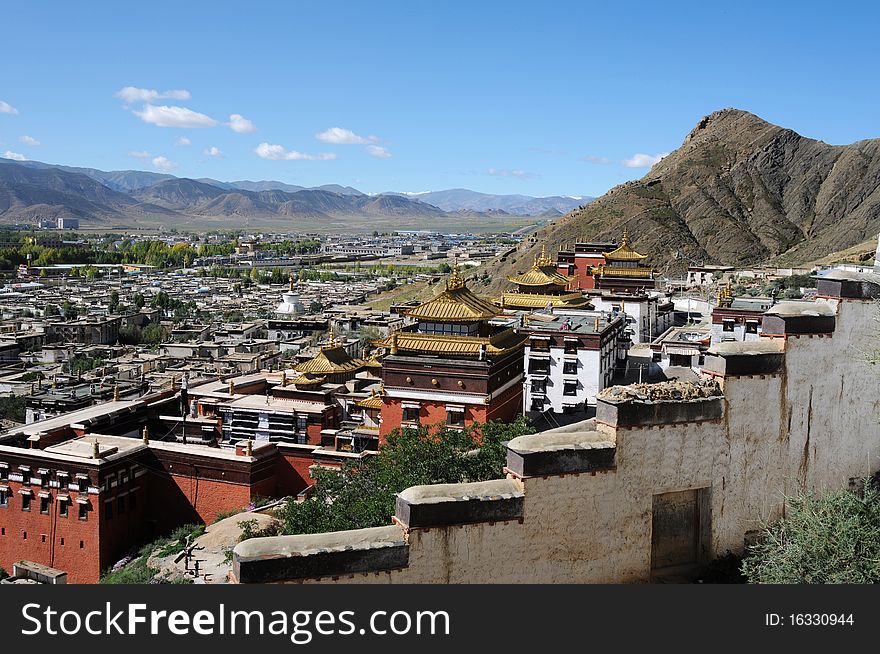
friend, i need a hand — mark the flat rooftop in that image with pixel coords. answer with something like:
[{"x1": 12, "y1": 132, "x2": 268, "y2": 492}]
[{"x1": 46, "y1": 434, "x2": 146, "y2": 460}]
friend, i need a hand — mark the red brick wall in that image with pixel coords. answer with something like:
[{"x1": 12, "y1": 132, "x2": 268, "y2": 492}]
[
  {"x1": 148, "y1": 471, "x2": 253, "y2": 530},
  {"x1": 275, "y1": 451, "x2": 315, "y2": 497},
  {"x1": 0, "y1": 482, "x2": 102, "y2": 584},
  {"x1": 486, "y1": 382, "x2": 523, "y2": 423},
  {"x1": 379, "y1": 397, "x2": 491, "y2": 442}
]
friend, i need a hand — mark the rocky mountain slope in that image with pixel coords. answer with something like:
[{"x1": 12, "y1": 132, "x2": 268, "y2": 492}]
[{"x1": 485, "y1": 108, "x2": 880, "y2": 291}]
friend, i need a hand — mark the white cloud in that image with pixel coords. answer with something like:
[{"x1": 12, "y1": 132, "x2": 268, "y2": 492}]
[
  {"x1": 203, "y1": 146, "x2": 223, "y2": 158},
  {"x1": 18, "y1": 135, "x2": 40, "y2": 146},
  {"x1": 4, "y1": 151, "x2": 26, "y2": 161},
  {"x1": 128, "y1": 150, "x2": 151, "y2": 159},
  {"x1": 175, "y1": 136, "x2": 192, "y2": 146},
  {"x1": 255, "y1": 142, "x2": 336, "y2": 161},
  {"x1": 487, "y1": 167, "x2": 537, "y2": 179},
  {"x1": 151, "y1": 155, "x2": 177, "y2": 171},
  {"x1": 0, "y1": 100, "x2": 18, "y2": 114},
  {"x1": 115, "y1": 86, "x2": 191, "y2": 104},
  {"x1": 134, "y1": 104, "x2": 219, "y2": 128},
  {"x1": 579, "y1": 155, "x2": 611, "y2": 165},
  {"x1": 366, "y1": 145, "x2": 391, "y2": 159},
  {"x1": 622, "y1": 152, "x2": 669, "y2": 168},
  {"x1": 315, "y1": 127, "x2": 377, "y2": 144},
  {"x1": 228, "y1": 114, "x2": 256, "y2": 133}
]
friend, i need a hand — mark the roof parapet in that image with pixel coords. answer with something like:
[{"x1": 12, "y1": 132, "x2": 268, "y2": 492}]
[
  {"x1": 506, "y1": 427, "x2": 615, "y2": 477},
  {"x1": 233, "y1": 525, "x2": 408, "y2": 583},
  {"x1": 395, "y1": 479, "x2": 524, "y2": 528}
]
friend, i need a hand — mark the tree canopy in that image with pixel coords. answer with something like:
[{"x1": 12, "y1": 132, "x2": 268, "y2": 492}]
[{"x1": 275, "y1": 418, "x2": 532, "y2": 536}]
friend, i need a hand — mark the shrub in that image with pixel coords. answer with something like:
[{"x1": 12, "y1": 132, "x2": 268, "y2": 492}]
[{"x1": 742, "y1": 480, "x2": 880, "y2": 583}]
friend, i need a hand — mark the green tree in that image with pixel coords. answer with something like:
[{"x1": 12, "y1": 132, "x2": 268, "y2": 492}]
[
  {"x1": 132, "y1": 293, "x2": 145, "y2": 310},
  {"x1": 118, "y1": 325, "x2": 143, "y2": 345},
  {"x1": 0, "y1": 396, "x2": 26, "y2": 423},
  {"x1": 142, "y1": 323, "x2": 169, "y2": 345},
  {"x1": 275, "y1": 418, "x2": 532, "y2": 536},
  {"x1": 108, "y1": 290, "x2": 120, "y2": 313},
  {"x1": 742, "y1": 480, "x2": 880, "y2": 583}
]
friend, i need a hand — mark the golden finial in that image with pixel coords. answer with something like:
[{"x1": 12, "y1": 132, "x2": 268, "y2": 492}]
[
  {"x1": 113, "y1": 383, "x2": 120, "y2": 401},
  {"x1": 228, "y1": 379, "x2": 235, "y2": 395},
  {"x1": 536, "y1": 243, "x2": 552, "y2": 267},
  {"x1": 288, "y1": 271, "x2": 294, "y2": 291},
  {"x1": 447, "y1": 260, "x2": 464, "y2": 290},
  {"x1": 390, "y1": 331, "x2": 399, "y2": 355},
  {"x1": 621, "y1": 227, "x2": 630, "y2": 247},
  {"x1": 93, "y1": 439, "x2": 100, "y2": 459},
  {"x1": 281, "y1": 370, "x2": 287, "y2": 387},
  {"x1": 245, "y1": 439, "x2": 253, "y2": 457},
  {"x1": 142, "y1": 426, "x2": 149, "y2": 444}
]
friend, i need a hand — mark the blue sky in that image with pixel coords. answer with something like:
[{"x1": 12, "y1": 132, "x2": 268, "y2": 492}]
[{"x1": 1, "y1": 1, "x2": 878, "y2": 198}]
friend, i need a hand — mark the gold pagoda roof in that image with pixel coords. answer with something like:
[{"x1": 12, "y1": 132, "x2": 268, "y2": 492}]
[
  {"x1": 494, "y1": 291, "x2": 592, "y2": 309},
  {"x1": 356, "y1": 390, "x2": 384, "y2": 410},
  {"x1": 404, "y1": 264, "x2": 501, "y2": 322},
  {"x1": 373, "y1": 327, "x2": 525, "y2": 357},
  {"x1": 292, "y1": 372, "x2": 327, "y2": 386},
  {"x1": 294, "y1": 344, "x2": 365, "y2": 375},
  {"x1": 363, "y1": 355, "x2": 384, "y2": 369},
  {"x1": 603, "y1": 228, "x2": 648, "y2": 262}
]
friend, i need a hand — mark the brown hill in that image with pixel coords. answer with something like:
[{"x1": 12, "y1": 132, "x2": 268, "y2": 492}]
[{"x1": 485, "y1": 108, "x2": 880, "y2": 293}]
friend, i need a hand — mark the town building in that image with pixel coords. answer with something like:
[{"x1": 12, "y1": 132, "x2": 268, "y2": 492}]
[
  {"x1": 494, "y1": 245, "x2": 592, "y2": 311},
  {"x1": 374, "y1": 265, "x2": 526, "y2": 438},
  {"x1": 555, "y1": 240, "x2": 618, "y2": 290},
  {"x1": 521, "y1": 313, "x2": 627, "y2": 417},
  {"x1": 710, "y1": 287, "x2": 771, "y2": 344},
  {"x1": 591, "y1": 229, "x2": 657, "y2": 294}
]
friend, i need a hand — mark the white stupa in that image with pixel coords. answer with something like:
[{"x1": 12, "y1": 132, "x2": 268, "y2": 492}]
[{"x1": 275, "y1": 274, "x2": 305, "y2": 317}]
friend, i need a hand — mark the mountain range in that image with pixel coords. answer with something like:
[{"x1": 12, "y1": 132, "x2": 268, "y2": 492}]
[
  {"x1": 0, "y1": 157, "x2": 590, "y2": 229},
  {"x1": 484, "y1": 108, "x2": 880, "y2": 291}
]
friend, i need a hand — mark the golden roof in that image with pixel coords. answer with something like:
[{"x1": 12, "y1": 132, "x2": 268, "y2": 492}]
[
  {"x1": 373, "y1": 327, "x2": 526, "y2": 357},
  {"x1": 294, "y1": 345, "x2": 365, "y2": 375},
  {"x1": 356, "y1": 390, "x2": 384, "y2": 410},
  {"x1": 507, "y1": 247, "x2": 573, "y2": 287},
  {"x1": 592, "y1": 265, "x2": 655, "y2": 279},
  {"x1": 363, "y1": 355, "x2": 384, "y2": 369},
  {"x1": 404, "y1": 262, "x2": 501, "y2": 322},
  {"x1": 292, "y1": 372, "x2": 327, "y2": 386},
  {"x1": 603, "y1": 228, "x2": 648, "y2": 262},
  {"x1": 494, "y1": 291, "x2": 592, "y2": 309}
]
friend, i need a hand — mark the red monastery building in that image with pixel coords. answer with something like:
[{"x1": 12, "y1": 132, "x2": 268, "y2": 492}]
[{"x1": 374, "y1": 265, "x2": 526, "y2": 439}]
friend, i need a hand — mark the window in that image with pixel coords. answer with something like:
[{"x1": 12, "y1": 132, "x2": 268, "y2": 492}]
[
  {"x1": 402, "y1": 406, "x2": 420, "y2": 423},
  {"x1": 0, "y1": 489, "x2": 7, "y2": 507},
  {"x1": 530, "y1": 338, "x2": 550, "y2": 352},
  {"x1": 105, "y1": 501, "x2": 113, "y2": 520},
  {"x1": 0, "y1": 466, "x2": 7, "y2": 481},
  {"x1": 40, "y1": 496, "x2": 49, "y2": 515},
  {"x1": 129, "y1": 490, "x2": 136, "y2": 509},
  {"x1": 563, "y1": 360, "x2": 578, "y2": 375},
  {"x1": 563, "y1": 381, "x2": 578, "y2": 396},
  {"x1": 59, "y1": 498, "x2": 68, "y2": 517},
  {"x1": 722, "y1": 319, "x2": 735, "y2": 332},
  {"x1": 531, "y1": 379, "x2": 547, "y2": 394},
  {"x1": 78, "y1": 503, "x2": 88, "y2": 521},
  {"x1": 564, "y1": 340, "x2": 578, "y2": 355},
  {"x1": 22, "y1": 494, "x2": 31, "y2": 512},
  {"x1": 446, "y1": 409, "x2": 465, "y2": 427},
  {"x1": 21, "y1": 470, "x2": 30, "y2": 485},
  {"x1": 118, "y1": 495, "x2": 126, "y2": 514},
  {"x1": 530, "y1": 398, "x2": 544, "y2": 412},
  {"x1": 745, "y1": 320, "x2": 759, "y2": 334},
  {"x1": 529, "y1": 359, "x2": 550, "y2": 375}
]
